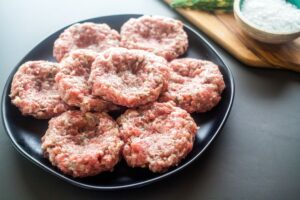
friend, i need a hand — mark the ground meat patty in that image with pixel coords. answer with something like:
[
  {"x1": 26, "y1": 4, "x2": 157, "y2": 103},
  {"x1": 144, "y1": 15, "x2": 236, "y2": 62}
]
[
  {"x1": 117, "y1": 102, "x2": 197, "y2": 173},
  {"x1": 89, "y1": 47, "x2": 169, "y2": 107},
  {"x1": 10, "y1": 61, "x2": 69, "y2": 119},
  {"x1": 159, "y1": 58, "x2": 225, "y2": 113},
  {"x1": 53, "y1": 22, "x2": 120, "y2": 62},
  {"x1": 41, "y1": 111, "x2": 123, "y2": 177},
  {"x1": 120, "y1": 15, "x2": 188, "y2": 61},
  {"x1": 55, "y1": 49, "x2": 119, "y2": 112}
]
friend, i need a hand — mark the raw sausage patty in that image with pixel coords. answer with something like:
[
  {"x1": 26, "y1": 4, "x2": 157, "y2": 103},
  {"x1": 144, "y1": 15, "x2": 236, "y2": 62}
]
[
  {"x1": 89, "y1": 47, "x2": 169, "y2": 107},
  {"x1": 160, "y1": 58, "x2": 225, "y2": 113},
  {"x1": 120, "y1": 15, "x2": 188, "y2": 61},
  {"x1": 53, "y1": 22, "x2": 120, "y2": 62},
  {"x1": 55, "y1": 49, "x2": 119, "y2": 112},
  {"x1": 41, "y1": 111, "x2": 123, "y2": 177},
  {"x1": 10, "y1": 61, "x2": 69, "y2": 119},
  {"x1": 117, "y1": 102, "x2": 197, "y2": 173}
]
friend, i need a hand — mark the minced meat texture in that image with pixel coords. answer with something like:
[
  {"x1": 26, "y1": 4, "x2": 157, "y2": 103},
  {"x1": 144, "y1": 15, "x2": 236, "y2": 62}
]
[
  {"x1": 41, "y1": 110, "x2": 123, "y2": 177},
  {"x1": 10, "y1": 61, "x2": 69, "y2": 119},
  {"x1": 117, "y1": 102, "x2": 197, "y2": 173},
  {"x1": 159, "y1": 58, "x2": 225, "y2": 113},
  {"x1": 89, "y1": 47, "x2": 169, "y2": 107},
  {"x1": 55, "y1": 49, "x2": 119, "y2": 112},
  {"x1": 53, "y1": 22, "x2": 120, "y2": 62},
  {"x1": 120, "y1": 15, "x2": 188, "y2": 61}
]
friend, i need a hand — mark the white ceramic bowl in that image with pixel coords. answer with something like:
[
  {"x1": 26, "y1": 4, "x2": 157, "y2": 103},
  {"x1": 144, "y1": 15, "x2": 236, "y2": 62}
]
[{"x1": 234, "y1": 0, "x2": 300, "y2": 44}]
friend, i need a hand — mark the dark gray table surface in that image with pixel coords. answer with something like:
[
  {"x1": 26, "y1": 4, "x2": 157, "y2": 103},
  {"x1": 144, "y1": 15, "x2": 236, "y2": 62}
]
[{"x1": 1, "y1": 0, "x2": 299, "y2": 199}]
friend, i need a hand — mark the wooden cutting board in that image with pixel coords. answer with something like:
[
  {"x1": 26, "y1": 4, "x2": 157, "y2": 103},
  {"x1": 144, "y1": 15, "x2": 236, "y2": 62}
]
[{"x1": 164, "y1": 0, "x2": 300, "y2": 73}]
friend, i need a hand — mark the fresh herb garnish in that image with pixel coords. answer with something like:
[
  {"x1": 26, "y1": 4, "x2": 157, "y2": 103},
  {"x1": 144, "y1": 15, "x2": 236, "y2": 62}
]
[{"x1": 171, "y1": 0, "x2": 234, "y2": 12}]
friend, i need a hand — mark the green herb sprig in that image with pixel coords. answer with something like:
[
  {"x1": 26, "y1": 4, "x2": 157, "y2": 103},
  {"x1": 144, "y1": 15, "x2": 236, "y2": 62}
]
[{"x1": 171, "y1": 0, "x2": 234, "y2": 12}]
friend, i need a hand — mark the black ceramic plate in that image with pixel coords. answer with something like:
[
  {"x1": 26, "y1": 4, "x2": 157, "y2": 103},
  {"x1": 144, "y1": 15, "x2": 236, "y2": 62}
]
[{"x1": 1, "y1": 14, "x2": 234, "y2": 190}]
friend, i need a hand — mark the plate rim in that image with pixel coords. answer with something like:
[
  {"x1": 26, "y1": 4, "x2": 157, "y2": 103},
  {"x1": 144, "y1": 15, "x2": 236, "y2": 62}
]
[{"x1": 1, "y1": 14, "x2": 235, "y2": 190}]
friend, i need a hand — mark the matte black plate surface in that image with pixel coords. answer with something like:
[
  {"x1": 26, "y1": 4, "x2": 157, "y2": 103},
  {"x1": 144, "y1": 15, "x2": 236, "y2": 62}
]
[{"x1": 1, "y1": 14, "x2": 234, "y2": 190}]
